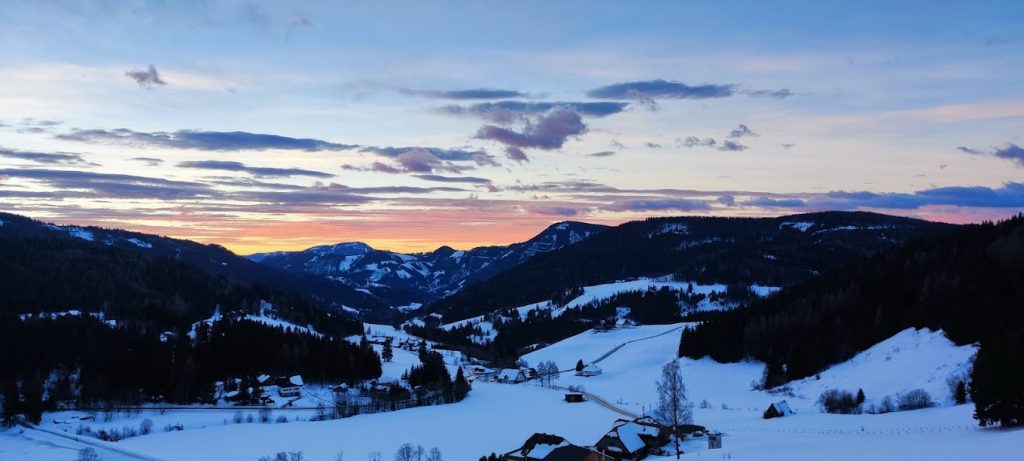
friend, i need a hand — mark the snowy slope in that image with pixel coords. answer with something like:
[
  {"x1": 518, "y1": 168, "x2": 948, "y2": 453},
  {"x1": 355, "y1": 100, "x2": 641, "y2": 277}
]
[{"x1": 784, "y1": 328, "x2": 977, "y2": 409}]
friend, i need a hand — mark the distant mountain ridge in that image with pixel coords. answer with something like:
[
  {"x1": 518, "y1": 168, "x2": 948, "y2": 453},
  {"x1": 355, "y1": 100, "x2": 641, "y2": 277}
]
[
  {"x1": 422, "y1": 211, "x2": 956, "y2": 324},
  {"x1": 0, "y1": 212, "x2": 389, "y2": 319},
  {"x1": 247, "y1": 221, "x2": 607, "y2": 308}
]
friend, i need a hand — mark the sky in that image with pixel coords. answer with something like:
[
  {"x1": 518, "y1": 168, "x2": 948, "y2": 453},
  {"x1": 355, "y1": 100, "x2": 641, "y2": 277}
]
[{"x1": 1, "y1": 0, "x2": 1022, "y2": 254}]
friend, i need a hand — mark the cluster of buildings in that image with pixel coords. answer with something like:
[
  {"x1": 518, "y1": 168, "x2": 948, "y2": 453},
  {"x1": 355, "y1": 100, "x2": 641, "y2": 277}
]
[
  {"x1": 500, "y1": 416, "x2": 714, "y2": 460},
  {"x1": 465, "y1": 362, "x2": 604, "y2": 385},
  {"x1": 221, "y1": 374, "x2": 305, "y2": 405}
]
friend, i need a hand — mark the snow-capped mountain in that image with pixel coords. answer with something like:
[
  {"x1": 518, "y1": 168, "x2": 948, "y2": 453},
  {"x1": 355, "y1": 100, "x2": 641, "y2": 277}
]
[{"x1": 248, "y1": 221, "x2": 607, "y2": 308}]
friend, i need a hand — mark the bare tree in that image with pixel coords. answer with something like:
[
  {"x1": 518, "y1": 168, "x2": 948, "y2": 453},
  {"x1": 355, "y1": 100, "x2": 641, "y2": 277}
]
[
  {"x1": 368, "y1": 452, "x2": 381, "y2": 461},
  {"x1": 536, "y1": 361, "x2": 560, "y2": 388},
  {"x1": 412, "y1": 445, "x2": 425, "y2": 461},
  {"x1": 426, "y1": 447, "x2": 443, "y2": 461},
  {"x1": 394, "y1": 444, "x2": 414, "y2": 461},
  {"x1": 653, "y1": 360, "x2": 692, "y2": 459}
]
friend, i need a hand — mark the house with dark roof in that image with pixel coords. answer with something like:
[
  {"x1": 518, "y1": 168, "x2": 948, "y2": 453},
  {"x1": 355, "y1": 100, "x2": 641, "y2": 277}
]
[
  {"x1": 276, "y1": 375, "x2": 303, "y2": 398},
  {"x1": 503, "y1": 433, "x2": 605, "y2": 461},
  {"x1": 594, "y1": 417, "x2": 669, "y2": 460}
]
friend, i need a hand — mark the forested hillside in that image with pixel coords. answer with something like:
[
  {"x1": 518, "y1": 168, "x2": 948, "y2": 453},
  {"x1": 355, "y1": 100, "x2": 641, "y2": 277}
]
[
  {"x1": 679, "y1": 214, "x2": 1024, "y2": 426},
  {"x1": 0, "y1": 226, "x2": 381, "y2": 421},
  {"x1": 426, "y1": 212, "x2": 952, "y2": 323}
]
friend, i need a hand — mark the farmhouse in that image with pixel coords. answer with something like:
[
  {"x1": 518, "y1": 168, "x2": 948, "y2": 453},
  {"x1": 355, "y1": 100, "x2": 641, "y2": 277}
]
[
  {"x1": 497, "y1": 368, "x2": 527, "y2": 383},
  {"x1": 276, "y1": 375, "x2": 303, "y2": 398},
  {"x1": 504, "y1": 433, "x2": 603, "y2": 461},
  {"x1": 577, "y1": 364, "x2": 603, "y2": 377},
  {"x1": 594, "y1": 417, "x2": 669, "y2": 460}
]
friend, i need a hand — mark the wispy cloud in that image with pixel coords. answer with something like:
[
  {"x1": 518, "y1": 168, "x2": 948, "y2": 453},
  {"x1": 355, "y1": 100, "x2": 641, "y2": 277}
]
[
  {"x1": 957, "y1": 143, "x2": 1024, "y2": 167},
  {"x1": 587, "y1": 79, "x2": 736, "y2": 100},
  {"x1": 0, "y1": 147, "x2": 92, "y2": 166},
  {"x1": 476, "y1": 107, "x2": 586, "y2": 150},
  {"x1": 400, "y1": 88, "x2": 528, "y2": 100},
  {"x1": 124, "y1": 64, "x2": 167, "y2": 88},
  {"x1": 504, "y1": 147, "x2": 529, "y2": 162},
  {"x1": 413, "y1": 174, "x2": 491, "y2": 184},
  {"x1": 0, "y1": 168, "x2": 212, "y2": 199},
  {"x1": 743, "y1": 88, "x2": 794, "y2": 99},
  {"x1": 57, "y1": 128, "x2": 358, "y2": 152},
  {"x1": 128, "y1": 157, "x2": 164, "y2": 166},
  {"x1": 358, "y1": 146, "x2": 497, "y2": 174},
  {"x1": 728, "y1": 124, "x2": 759, "y2": 138},
  {"x1": 437, "y1": 101, "x2": 628, "y2": 123},
  {"x1": 177, "y1": 160, "x2": 333, "y2": 178},
  {"x1": 718, "y1": 140, "x2": 748, "y2": 151},
  {"x1": 744, "y1": 197, "x2": 806, "y2": 208},
  {"x1": 601, "y1": 198, "x2": 712, "y2": 212}
]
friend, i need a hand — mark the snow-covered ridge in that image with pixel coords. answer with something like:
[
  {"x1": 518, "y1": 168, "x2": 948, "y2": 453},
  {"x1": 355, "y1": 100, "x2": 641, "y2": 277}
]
[
  {"x1": 779, "y1": 221, "x2": 815, "y2": 232},
  {"x1": 190, "y1": 302, "x2": 323, "y2": 339},
  {"x1": 439, "y1": 278, "x2": 781, "y2": 345}
]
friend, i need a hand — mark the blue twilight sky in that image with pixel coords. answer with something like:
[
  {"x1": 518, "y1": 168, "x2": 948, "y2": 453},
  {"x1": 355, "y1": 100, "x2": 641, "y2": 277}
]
[{"x1": 0, "y1": 0, "x2": 1022, "y2": 253}]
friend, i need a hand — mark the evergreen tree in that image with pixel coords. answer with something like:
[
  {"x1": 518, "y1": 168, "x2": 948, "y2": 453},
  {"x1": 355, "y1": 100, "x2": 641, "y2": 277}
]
[
  {"x1": 575, "y1": 359, "x2": 584, "y2": 373},
  {"x1": 1, "y1": 378, "x2": 20, "y2": 426},
  {"x1": 22, "y1": 374, "x2": 44, "y2": 424},
  {"x1": 382, "y1": 340, "x2": 394, "y2": 363},
  {"x1": 856, "y1": 388, "x2": 866, "y2": 406},
  {"x1": 453, "y1": 367, "x2": 471, "y2": 401},
  {"x1": 955, "y1": 381, "x2": 967, "y2": 405}
]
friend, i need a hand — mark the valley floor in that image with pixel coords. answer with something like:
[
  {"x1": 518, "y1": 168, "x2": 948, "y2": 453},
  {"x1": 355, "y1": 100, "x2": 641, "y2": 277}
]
[{"x1": 3, "y1": 324, "x2": 1021, "y2": 461}]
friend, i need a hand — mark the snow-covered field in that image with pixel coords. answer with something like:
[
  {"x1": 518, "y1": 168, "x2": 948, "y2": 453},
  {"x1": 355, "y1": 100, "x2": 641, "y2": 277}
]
[{"x1": 3, "y1": 324, "x2": 1021, "y2": 461}]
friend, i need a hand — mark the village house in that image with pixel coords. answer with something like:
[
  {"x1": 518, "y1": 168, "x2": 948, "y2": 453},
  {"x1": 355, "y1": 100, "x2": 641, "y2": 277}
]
[
  {"x1": 496, "y1": 368, "x2": 527, "y2": 384},
  {"x1": 594, "y1": 417, "x2": 670, "y2": 460},
  {"x1": 276, "y1": 375, "x2": 303, "y2": 398},
  {"x1": 577, "y1": 364, "x2": 603, "y2": 377},
  {"x1": 504, "y1": 433, "x2": 606, "y2": 461},
  {"x1": 467, "y1": 366, "x2": 496, "y2": 383},
  {"x1": 564, "y1": 391, "x2": 585, "y2": 403}
]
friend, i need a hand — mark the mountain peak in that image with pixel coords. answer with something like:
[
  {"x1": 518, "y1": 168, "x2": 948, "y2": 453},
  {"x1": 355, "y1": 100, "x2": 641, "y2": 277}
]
[{"x1": 308, "y1": 241, "x2": 374, "y2": 256}]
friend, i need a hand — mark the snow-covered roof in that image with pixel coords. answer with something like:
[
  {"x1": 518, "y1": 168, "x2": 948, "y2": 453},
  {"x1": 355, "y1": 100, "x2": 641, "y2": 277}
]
[
  {"x1": 257, "y1": 374, "x2": 271, "y2": 383},
  {"x1": 582, "y1": 364, "x2": 602, "y2": 373},
  {"x1": 772, "y1": 400, "x2": 793, "y2": 414},
  {"x1": 614, "y1": 421, "x2": 656, "y2": 453},
  {"x1": 289, "y1": 375, "x2": 304, "y2": 386},
  {"x1": 497, "y1": 369, "x2": 523, "y2": 380}
]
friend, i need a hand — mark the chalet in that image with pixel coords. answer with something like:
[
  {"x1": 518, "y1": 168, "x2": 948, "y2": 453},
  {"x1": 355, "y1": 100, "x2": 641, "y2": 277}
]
[
  {"x1": 497, "y1": 368, "x2": 527, "y2": 384},
  {"x1": 467, "y1": 366, "x2": 496, "y2": 383},
  {"x1": 276, "y1": 375, "x2": 303, "y2": 398},
  {"x1": 505, "y1": 433, "x2": 602, "y2": 461},
  {"x1": 564, "y1": 392, "x2": 586, "y2": 403},
  {"x1": 594, "y1": 417, "x2": 669, "y2": 460},
  {"x1": 577, "y1": 364, "x2": 603, "y2": 377},
  {"x1": 763, "y1": 400, "x2": 794, "y2": 419}
]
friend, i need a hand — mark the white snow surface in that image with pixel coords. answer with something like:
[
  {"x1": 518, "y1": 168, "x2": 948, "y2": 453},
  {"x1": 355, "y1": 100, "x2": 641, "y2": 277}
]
[
  {"x1": 125, "y1": 238, "x2": 153, "y2": 249},
  {"x1": 4, "y1": 324, "x2": 1018, "y2": 461}
]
